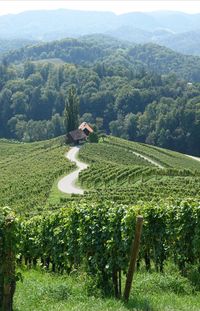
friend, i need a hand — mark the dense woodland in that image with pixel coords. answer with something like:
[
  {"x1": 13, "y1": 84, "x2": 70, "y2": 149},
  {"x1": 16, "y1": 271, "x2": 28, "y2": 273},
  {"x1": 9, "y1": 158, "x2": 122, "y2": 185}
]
[
  {"x1": 0, "y1": 38, "x2": 36, "y2": 58},
  {"x1": 0, "y1": 36, "x2": 200, "y2": 155}
]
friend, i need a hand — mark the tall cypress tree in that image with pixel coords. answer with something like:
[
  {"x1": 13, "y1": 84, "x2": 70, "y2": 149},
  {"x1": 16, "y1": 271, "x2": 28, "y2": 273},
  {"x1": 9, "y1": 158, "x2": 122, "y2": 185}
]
[{"x1": 63, "y1": 86, "x2": 79, "y2": 132}]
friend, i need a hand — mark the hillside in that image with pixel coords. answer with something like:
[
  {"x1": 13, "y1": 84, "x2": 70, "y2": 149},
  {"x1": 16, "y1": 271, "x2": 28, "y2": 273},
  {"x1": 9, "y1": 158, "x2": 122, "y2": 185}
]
[
  {"x1": 1, "y1": 8, "x2": 200, "y2": 311},
  {"x1": 0, "y1": 38, "x2": 37, "y2": 58},
  {"x1": 1, "y1": 136, "x2": 200, "y2": 213},
  {"x1": 1, "y1": 136, "x2": 200, "y2": 309},
  {"x1": 0, "y1": 137, "x2": 74, "y2": 213},
  {"x1": 76, "y1": 136, "x2": 200, "y2": 205},
  {"x1": 1, "y1": 36, "x2": 200, "y2": 156},
  {"x1": 1, "y1": 10, "x2": 200, "y2": 56},
  {"x1": 3, "y1": 36, "x2": 200, "y2": 83}
]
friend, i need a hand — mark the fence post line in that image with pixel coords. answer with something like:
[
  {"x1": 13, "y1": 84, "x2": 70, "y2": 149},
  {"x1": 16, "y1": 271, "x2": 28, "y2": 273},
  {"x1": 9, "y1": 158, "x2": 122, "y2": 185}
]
[{"x1": 123, "y1": 215, "x2": 143, "y2": 302}]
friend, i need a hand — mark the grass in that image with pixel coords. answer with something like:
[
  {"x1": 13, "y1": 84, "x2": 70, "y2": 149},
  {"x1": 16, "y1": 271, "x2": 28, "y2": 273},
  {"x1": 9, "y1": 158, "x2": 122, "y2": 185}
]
[
  {"x1": 46, "y1": 173, "x2": 74, "y2": 207},
  {"x1": 2, "y1": 136, "x2": 200, "y2": 310},
  {"x1": 14, "y1": 268, "x2": 200, "y2": 311}
]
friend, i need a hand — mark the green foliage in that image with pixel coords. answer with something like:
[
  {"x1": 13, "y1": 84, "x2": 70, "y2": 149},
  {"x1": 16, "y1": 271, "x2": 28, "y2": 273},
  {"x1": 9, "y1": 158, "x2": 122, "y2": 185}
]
[
  {"x1": 77, "y1": 136, "x2": 200, "y2": 207},
  {"x1": 0, "y1": 138, "x2": 75, "y2": 213},
  {"x1": 14, "y1": 268, "x2": 200, "y2": 311},
  {"x1": 107, "y1": 136, "x2": 200, "y2": 171},
  {"x1": 18, "y1": 200, "x2": 200, "y2": 296},
  {"x1": 1, "y1": 37, "x2": 200, "y2": 155},
  {"x1": 64, "y1": 86, "x2": 79, "y2": 132},
  {"x1": 1, "y1": 130, "x2": 200, "y2": 304},
  {"x1": 87, "y1": 132, "x2": 99, "y2": 143},
  {"x1": 79, "y1": 140, "x2": 150, "y2": 166}
]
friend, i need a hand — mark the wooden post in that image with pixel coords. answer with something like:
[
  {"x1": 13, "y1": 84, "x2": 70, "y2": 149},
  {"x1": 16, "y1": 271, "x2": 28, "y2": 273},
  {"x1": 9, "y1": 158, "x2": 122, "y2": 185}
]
[
  {"x1": 123, "y1": 215, "x2": 143, "y2": 302},
  {"x1": 2, "y1": 216, "x2": 16, "y2": 311},
  {"x1": 0, "y1": 235, "x2": 4, "y2": 311}
]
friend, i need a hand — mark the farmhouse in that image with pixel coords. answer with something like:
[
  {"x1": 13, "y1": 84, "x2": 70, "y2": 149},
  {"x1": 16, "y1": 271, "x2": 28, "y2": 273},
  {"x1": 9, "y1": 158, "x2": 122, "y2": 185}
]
[
  {"x1": 67, "y1": 122, "x2": 93, "y2": 144},
  {"x1": 67, "y1": 129, "x2": 87, "y2": 144},
  {"x1": 79, "y1": 122, "x2": 93, "y2": 135}
]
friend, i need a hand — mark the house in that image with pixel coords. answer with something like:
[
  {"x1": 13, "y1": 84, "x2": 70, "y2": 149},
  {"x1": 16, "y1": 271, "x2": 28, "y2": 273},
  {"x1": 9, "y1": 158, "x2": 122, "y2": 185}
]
[
  {"x1": 79, "y1": 122, "x2": 93, "y2": 136},
  {"x1": 67, "y1": 122, "x2": 93, "y2": 144},
  {"x1": 67, "y1": 129, "x2": 87, "y2": 144}
]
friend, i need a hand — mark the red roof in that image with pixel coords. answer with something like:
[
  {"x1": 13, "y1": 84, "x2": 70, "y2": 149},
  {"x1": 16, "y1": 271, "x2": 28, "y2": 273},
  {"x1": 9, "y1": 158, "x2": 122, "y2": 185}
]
[{"x1": 79, "y1": 122, "x2": 93, "y2": 133}]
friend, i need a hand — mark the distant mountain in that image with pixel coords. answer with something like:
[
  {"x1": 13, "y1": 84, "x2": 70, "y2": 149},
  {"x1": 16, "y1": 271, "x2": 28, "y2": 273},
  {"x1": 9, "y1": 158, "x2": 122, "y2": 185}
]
[
  {"x1": 0, "y1": 9, "x2": 200, "y2": 37},
  {"x1": 1, "y1": 10, "x2": 200, "y2": 55},
  {"x1": 0, "y1": 10, "x2": 117, "y2": 40},
  {"x1": 107, "y1": 27, "x2": 173, "y2": 44},
  {"x1": 0, "y1": 38, "x2": 37, "y2": 57},
  {"x1": 157, "y1": 31, "x2": 200, "y2": 55},
  {"x1": 107, "y1": 27, "x2": 200, "y2": 56}
]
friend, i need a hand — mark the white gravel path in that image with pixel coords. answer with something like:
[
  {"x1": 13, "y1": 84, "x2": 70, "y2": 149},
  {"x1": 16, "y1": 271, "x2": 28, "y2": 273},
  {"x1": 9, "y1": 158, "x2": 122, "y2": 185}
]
[
  {"x1": 58, "y1": 146, "x2": 88, "y2": 195},
  {"x1": 130, "y1": 150, "x2": 164, "y2": 169},
  {"x1": 57, "y1": 145, "x2": 200, "y2": 196},
  {"x1": 186, "y1": 155, "x2": 200, "y2": 162}
]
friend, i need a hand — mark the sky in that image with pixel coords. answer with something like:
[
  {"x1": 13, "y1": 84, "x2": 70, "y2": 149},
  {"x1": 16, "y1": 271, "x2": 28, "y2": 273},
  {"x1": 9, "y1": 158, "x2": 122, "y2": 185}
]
[{"x1": 1, "y1": 0, "x2": 200, "y2": 16}]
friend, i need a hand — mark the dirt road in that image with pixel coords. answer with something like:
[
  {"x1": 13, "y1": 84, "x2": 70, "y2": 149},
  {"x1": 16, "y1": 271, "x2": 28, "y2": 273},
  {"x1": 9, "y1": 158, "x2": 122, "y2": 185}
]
[{"x1": 58, "y1": 146, "x2": 88, "y2": 195}]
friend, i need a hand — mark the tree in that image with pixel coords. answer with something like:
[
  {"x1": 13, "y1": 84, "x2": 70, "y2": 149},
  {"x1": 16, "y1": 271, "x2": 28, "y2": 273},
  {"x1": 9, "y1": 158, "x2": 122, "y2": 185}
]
[
  {"x1": 63, "y1": 86, "x2": 79, "y2": 132},
  {"x1": 11, "y1": 91, "x2": 28, "y2": 115},
  {"x1": 88, "y1": 131, "x2": 99, "y2": 143}
]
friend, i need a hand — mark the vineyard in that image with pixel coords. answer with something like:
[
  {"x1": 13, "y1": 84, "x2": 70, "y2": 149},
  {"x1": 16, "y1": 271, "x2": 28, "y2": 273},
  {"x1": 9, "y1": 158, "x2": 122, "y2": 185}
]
[
  {"x1": 103, "y1": 136, "x2": 200, "y2": 170},
  {"x1": 77, "y1": 136, "x2": 200, "y2": 206},
  {"x1": 1, "y1": 135, "x2": 200, "y2": 309},
  {"x1": 13, "y1": 200, "x2": 200, "y2": 297},
  {"x1": 0, "y1": 137, "x2": 74, "y2": 213}
]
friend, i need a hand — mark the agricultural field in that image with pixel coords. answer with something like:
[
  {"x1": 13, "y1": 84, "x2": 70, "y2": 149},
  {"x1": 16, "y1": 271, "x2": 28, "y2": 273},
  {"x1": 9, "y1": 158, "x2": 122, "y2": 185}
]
[
  {"x1": 77, "y1": 136, "x2": 200, "y2": 205},
  {"x1": 1, "y1": 135, "x2": 200, "y2": 310},
  {"x1": 106, "y1": 136, "x2": 200, "y2": 170},
  {"x1": 0, "y1": 137, "x2": 74, "y2": 213}
]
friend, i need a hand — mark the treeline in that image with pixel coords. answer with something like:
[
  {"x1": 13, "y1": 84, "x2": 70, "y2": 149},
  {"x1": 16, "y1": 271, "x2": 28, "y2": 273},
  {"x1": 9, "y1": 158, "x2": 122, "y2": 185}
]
[
  {"x1": 0, "y1": 36, "x2": 200, "y2": 154},
  {"x1": 3, "y1": 36, "x2": 200, "y2": 82},
  {"x1": 0, "y1": 38, "x2": 37, "y2": 59},
  {"x1": 2, "y1": 36, "x2": 123, "y2": 67}
]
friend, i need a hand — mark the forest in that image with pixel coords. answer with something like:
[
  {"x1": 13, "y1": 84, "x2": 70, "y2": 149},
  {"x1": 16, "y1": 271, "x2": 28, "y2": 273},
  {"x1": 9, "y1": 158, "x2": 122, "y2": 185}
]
[{"x1": 0, "y1": 35, "x2": 200, "y2": 155}]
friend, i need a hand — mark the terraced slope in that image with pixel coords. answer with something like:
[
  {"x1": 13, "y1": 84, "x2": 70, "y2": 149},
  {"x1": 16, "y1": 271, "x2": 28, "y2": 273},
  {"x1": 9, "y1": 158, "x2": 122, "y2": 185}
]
[
  {"x1": 2, "y1": 135, "x2": 200, "y2": 212},
  {"x1": 75, "y1": 136, "x2": 200, "y2": 205},
  {"x1": 0, "y1": 137, "x2": 74, "y2": 213},
  {"x1": 107, "y1": 136, "x2": 200, "y2": 171}
]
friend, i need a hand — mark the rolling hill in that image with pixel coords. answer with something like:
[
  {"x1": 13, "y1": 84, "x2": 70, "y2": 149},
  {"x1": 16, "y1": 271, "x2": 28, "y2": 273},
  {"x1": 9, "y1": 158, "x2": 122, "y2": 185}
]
[
  {"x1": 1, "y1": 35, "x2": 200, "y2": 157},
  {"x1": 1, "y1": 136, "x2": 200, "y2": 213},
  {"x1": 1, "y1": 136, "x2": 200, "y2": 309},
  {"x1": 1, "y1": 10, "x2": 200, "y2": 55},
  {"x1": 3, "y1": 36, "x2": 200, "y2": 83}
]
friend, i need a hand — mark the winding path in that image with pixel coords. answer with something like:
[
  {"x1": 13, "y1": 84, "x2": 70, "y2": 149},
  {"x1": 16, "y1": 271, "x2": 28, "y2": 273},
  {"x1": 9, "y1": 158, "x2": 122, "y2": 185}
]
[
  {"x1": 130, "y1": 150, "x2": 164, "y2": 169},
  {"x1": 58, "y1": 146, "x2": 88, "y2": 195},
  {"x1": 186, "y1": 155, "x2": 200, "y2": 163},
  {"x1": 58, "y1": 145, "x2": 163, "y2": 196},
  {"x1": 57, "y1": 145, "x2": 200, "y2": 196}
]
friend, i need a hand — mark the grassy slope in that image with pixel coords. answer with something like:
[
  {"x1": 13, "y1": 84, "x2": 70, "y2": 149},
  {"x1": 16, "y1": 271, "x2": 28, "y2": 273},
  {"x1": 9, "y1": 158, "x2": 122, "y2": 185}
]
[
  {"x1": 14, "y1": 269, "x2": 200, "y2": 311},
  {"x1": 79, "y1": 136, "x2": 200, "y2": 170},
  {"x1": 2, "y1": 136, "x2": 200, "y2": 310},
  {"x1": 106, "y1": 136, "x2": 200, "y2": 171},
  {"x1": 0, "y1": 137, "x2": 74, "y2": 213},
  {"x1": 77, "y1": 136, "x2": 200, "y2": 204}
]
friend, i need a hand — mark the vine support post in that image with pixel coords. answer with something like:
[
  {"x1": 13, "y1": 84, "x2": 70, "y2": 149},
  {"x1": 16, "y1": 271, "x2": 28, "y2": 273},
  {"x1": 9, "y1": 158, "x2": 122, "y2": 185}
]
[
  {"x1": 2, "y1": 215, "x2": 16, "y2": 311},
  {"x1": 123, "y1": 215, "x2": 143, "y2": 302}
]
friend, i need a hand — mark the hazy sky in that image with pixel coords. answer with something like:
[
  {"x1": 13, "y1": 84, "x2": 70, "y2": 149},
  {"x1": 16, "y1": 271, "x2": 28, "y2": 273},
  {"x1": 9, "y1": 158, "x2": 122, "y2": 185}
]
[{"x1": 1, "y1": 1, "x2": 200, "y2": 16}]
